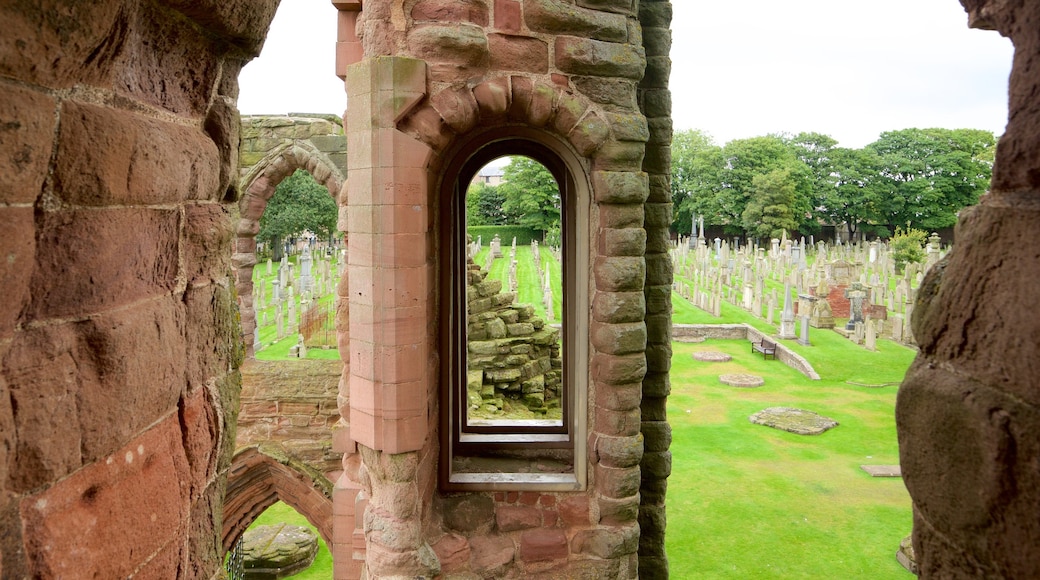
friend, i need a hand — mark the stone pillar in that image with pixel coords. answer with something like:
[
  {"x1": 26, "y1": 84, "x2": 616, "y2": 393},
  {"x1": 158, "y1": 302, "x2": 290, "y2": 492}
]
[
  {"x1": 639, "y1": 4, "x2": 675, "y2": 571},
  {"x1": 897, "y1": 2, "x2": 1040, "y2": 577},
  {"x1": 343, "y1": 55, "x2": 433, "y2": 578}
]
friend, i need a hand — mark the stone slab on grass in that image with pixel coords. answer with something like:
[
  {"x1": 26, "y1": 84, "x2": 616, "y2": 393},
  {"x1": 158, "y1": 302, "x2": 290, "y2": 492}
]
[
  {"x1": 693, "y1": 351, "x2": 732, "y2": 362},
  {"x1": 243, "y1": 523, "x2": 318, "y2": 579},
  {"x1": 720, "y1": 373, "x2": 764, "y2": 388},
  {"x1": 861, "y1": 464, "x2": 902, "y2": 477},
  {"x1": 749, "y1": 407, "x2": 838, "y2": 435}
]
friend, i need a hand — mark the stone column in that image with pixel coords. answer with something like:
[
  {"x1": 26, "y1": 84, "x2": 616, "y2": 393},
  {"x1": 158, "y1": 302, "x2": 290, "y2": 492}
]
[
  {"x1": 601, "y1": 3, "x2": 671, "y2": 577},
  {"x1": 897, "y1": 2, "x2": 1040, "y2": 577},
  {"x1": 342, "y1": 55, "x2": 433, "y2": 578}
]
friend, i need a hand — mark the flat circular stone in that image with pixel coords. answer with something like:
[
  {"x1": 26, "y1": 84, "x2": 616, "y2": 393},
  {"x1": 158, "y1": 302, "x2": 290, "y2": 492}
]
[
  {"x1": 242, "y1": 523, "x2": 318, "y2": 579},
  {"x1": 749, "y1": 407, "x2": 839, "y2": 435},
  {"x1": 694, "y1": 351, "x2": 732, "y2": 362},
  {"x1": 719, "y1": 373, "x2": 764, "y2": 387}
]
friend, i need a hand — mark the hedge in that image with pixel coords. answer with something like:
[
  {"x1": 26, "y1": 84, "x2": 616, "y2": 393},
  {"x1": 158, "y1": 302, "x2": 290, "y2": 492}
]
[{"x1": 467, "y1": 225, "x2": 541, "y2": 246}]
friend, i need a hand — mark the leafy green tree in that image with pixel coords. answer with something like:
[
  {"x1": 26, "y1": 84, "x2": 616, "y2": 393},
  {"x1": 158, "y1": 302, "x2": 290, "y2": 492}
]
[
  {"x1": 741, "y1": 168, "x2": 800, "y2": 240},
  {"x1": 671, "y1": 129, "x2": 724, "y2": 236},
  {"x1": 718, "y1": 135, "x2": 813, "y2": 237},
  {"x1": 818, "y1": 147, "x2": 897, "y2": 239},
  {"x1": 466, "y1": 182, "x2": 511, "y2": 225},
  {"x1": 890, "y1": 227, "x2": 928, "y2": 273},
  {"x1": 499, "y1": 156, "x2": 560, "y2": 237},
  {"x1": 867, "y1": 128, "x2": 995, "y2": 230},
  {"x1": 258, "y1": 169, "x2": 338, "y2": 260}
]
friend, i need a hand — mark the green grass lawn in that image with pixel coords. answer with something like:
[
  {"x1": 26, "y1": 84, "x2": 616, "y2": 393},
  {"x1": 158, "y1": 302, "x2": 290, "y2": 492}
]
[{"x1": 667, "y1": 289, "x2": 917, "y2": 578}]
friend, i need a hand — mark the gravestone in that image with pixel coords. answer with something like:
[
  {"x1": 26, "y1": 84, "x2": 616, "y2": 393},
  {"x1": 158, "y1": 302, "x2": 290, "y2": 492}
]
[
  {"x1": 778, "y1": 282, "x2": 796, "y2": 339},
  {"x1": 844, "y1": 283, "x2": 868, "y2": 330}
]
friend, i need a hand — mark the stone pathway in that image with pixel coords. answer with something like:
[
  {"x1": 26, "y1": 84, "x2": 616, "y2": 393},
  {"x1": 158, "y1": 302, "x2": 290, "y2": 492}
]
[
  {"x1": 694, "y1": 351, "x2": 732, "y2": 362},
  {"x1": 720, "y1": 373, "x2": 764, "y2": 387},
  {"x1": 749, "y1": 407, "x2": 838, "y2": 435}
]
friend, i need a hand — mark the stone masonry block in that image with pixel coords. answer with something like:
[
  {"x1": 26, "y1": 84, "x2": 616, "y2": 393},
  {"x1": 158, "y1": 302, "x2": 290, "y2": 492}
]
[
  {"x1": 519, "y1": 528, "x2": 568, "y2": 562},
  {"x1": 183, "y1": 203, "x2": 234, "y2": 285},
  {"x1": 56, "y1": 101, "x2": 220, "y2": 206},
  {"x1": 642, "y1": 27, "x2": 672, "y2": 57},
  {"x1": 645, "y1": 253, "x2": 672, "y2": 287},
  {"x1": 593, "y1": 140, "x2": 646, "y2": 172},
  {"x1": 580, "y1": 0, "x2": 637, "y2": 15},
  {"x1": 637, "y1": 1, "x2": 672, "y2": 27},
  {"x1": 0, "y1": 0, "x2": 124, "y2": 88},
  {"x1": 598, "y1": 227, "x2": 647, "y2": 257},
  {"x1": 596, "y1": 433, "x2": 644, "y2": 468},
  {"x1": 641, "y1": 421, "x2": 671, "y2": 453},
  {"x1": 497, "y1": 505, "x2": 541, "y2": 532},
  {"x1": 591, "y1": 321, "x2": 647, "y2": 355},
  {"x1": 573, "y1": 76, "x2": 638, "y2": 108},
  {"x1": 555, "y1": 36, "x2": 646, "y2": 80},
  {"x1": 592, "y1": 352, "x2": 647, "y2": 386},
  {"x1": 0, "y1": 208, "x2": 34, "y2": 339},
  {"x1": 605, "y1": 111, "x2": 650, "y2": 143},
  {"x1": 599, "y1": 465, "x2": 636, "y2": 503},
  {"x1": 26, "y1": 209, "x2": 179, "y2": 321},
  {"x1": 432, "y1": 88, "x2": 480, "y2": 134},
  {"x1": 568, "y1": 110, "x2": 611, "y2": 157},
  {"x1": 639, "y1": 56, "x2": 671, "y2": 90},
  {"x1": 526, "y1": 0, "x2": 628, "y2": 42},
  {"x1": 912, "y1": 202, "x2": 1040, "y2": 405},
  {"x1": 639, "y1": 88, "x2": 671, "y2": 119},
  {"x1": 411, "y1": 0, "x2": 489, "y2": 26},
  {"x1": 406, "y1": 24, "x2": 489, "y2": 82},
  {"x1": 596, "y1": 406, "x2": 642, "y2": 437},
  {"x1": 594, "y1": 170, "x2": 648, "y2": 204},
  {"x1": 595, "y1": 381, "x2": 642, "y2": 412},
  {"x1": 572, "y1": 524, "x2": 639, "y2": 560},
  {"x1": 641, "y1": 450, "x2": 672, "y2": 480},
  {"x1": 898, "y1": 359, "x2": 1040, "y2": 578},
  {"x1": 473, "y1": 77, "x2": 511, "y2": 122},
  {"x1": 599, "y1": 204, "x2": 644, "y2": 229},
  {"x1": 593, "y1": 291, "x2": 645, "y2": 323},
  {"x1": 553, "y1": 92, "x2": 589, "y2": 137},
  {"x1": 0, "y1": 84, "x2": 55, "y2": 204},
  {"x1": 19, "y1": 415, "x2": 189, "y2": 578},
  {"x1": 598, "y1": 495, "x2": 640, "y2": 525},
  {"x1": 594, "y1": 256, "x2": 646, "y2": 292},
  {"x1": 488, "y1": 34, "x2": 549, "y2": 74}
]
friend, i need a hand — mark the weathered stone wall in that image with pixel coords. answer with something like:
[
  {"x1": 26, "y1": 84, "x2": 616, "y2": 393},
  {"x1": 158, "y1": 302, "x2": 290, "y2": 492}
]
[
  {"x1": 897, "y1": 1, "x2": 1040, "y2": 577},
  {"x1": 0, "y1": 0, "x2": 278, "y2": 577},
  {"x1": 237, "y1": 359, "x2": 343, "y2": 476},
  {"x1": 331, "y1": 0, "x2": 672, "y2": 578},
  {"x1": 240, "y1": 114, "x2": 348, "y2": 177}
]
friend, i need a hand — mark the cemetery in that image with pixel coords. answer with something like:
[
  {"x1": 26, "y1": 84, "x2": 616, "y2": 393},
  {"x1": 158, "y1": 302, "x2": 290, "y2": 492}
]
[{"x1": 3, "y1": 1, "x2": 1039, "y2": 579}]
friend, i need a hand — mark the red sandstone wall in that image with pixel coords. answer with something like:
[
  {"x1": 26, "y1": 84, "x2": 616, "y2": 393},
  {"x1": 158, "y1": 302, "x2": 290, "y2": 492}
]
[
  {"x1": 0, "y1": 1, "x2": 278, "y2": 577},
  {"x1": 237, "y1": 359, "x2": 343, "y2": 476},
  {"x1": 897, "y1": 1, "x2": 1040, "y2": 577},
  {"x1": 332, "y1": 1, "x2": 673, "y2": 578}
]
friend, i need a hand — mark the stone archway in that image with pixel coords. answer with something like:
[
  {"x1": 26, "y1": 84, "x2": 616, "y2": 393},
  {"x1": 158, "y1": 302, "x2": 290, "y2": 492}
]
[
  {"x1": 234, "y1": 116, "x2": 347, "y2": 356},
  {"x1": 221, "y1": 445, "x2": 335, "y2": 553}
]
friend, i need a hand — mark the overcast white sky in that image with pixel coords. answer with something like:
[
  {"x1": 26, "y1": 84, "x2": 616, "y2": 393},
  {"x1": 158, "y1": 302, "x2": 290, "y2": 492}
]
[{"x1": 238, "y1": 0, "x2": 1013, "y2": 149}]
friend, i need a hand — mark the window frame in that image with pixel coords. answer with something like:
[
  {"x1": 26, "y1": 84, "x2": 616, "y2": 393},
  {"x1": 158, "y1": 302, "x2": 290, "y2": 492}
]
[{"x1": 438, "y1": 128, "x2": 589, "y2": 491}]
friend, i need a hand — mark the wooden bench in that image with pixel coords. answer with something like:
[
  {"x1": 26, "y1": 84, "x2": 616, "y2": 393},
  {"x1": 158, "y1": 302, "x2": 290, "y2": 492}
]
[{"x1": 751, "y1": 339, "x2": 777, "y2": 360}]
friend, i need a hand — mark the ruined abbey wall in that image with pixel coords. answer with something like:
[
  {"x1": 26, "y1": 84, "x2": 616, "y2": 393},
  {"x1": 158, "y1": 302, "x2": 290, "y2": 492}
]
[
  {"x1": 1, "y1": 0, "x2": 1039, "y2": 578},
  {"x1": 329, "y1": 0, "x2": 674, "y2": 577},
  {"x1": 897, "y1": 0, "x2": 1040, "y2": 576},
  {"x1": 0, "y1": 1, "x2": 280, "y2": 576}
]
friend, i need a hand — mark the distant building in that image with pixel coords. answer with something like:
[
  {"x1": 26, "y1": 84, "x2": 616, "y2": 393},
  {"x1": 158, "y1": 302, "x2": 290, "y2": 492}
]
[{"x1": 471, "y1": 165, "x2": 505, "y2": 187}]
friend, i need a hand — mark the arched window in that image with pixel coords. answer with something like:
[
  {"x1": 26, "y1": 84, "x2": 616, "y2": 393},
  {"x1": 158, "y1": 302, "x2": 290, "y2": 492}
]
[{"x1": 440, "y1": 129, "x2": 589, "y2": 491}]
